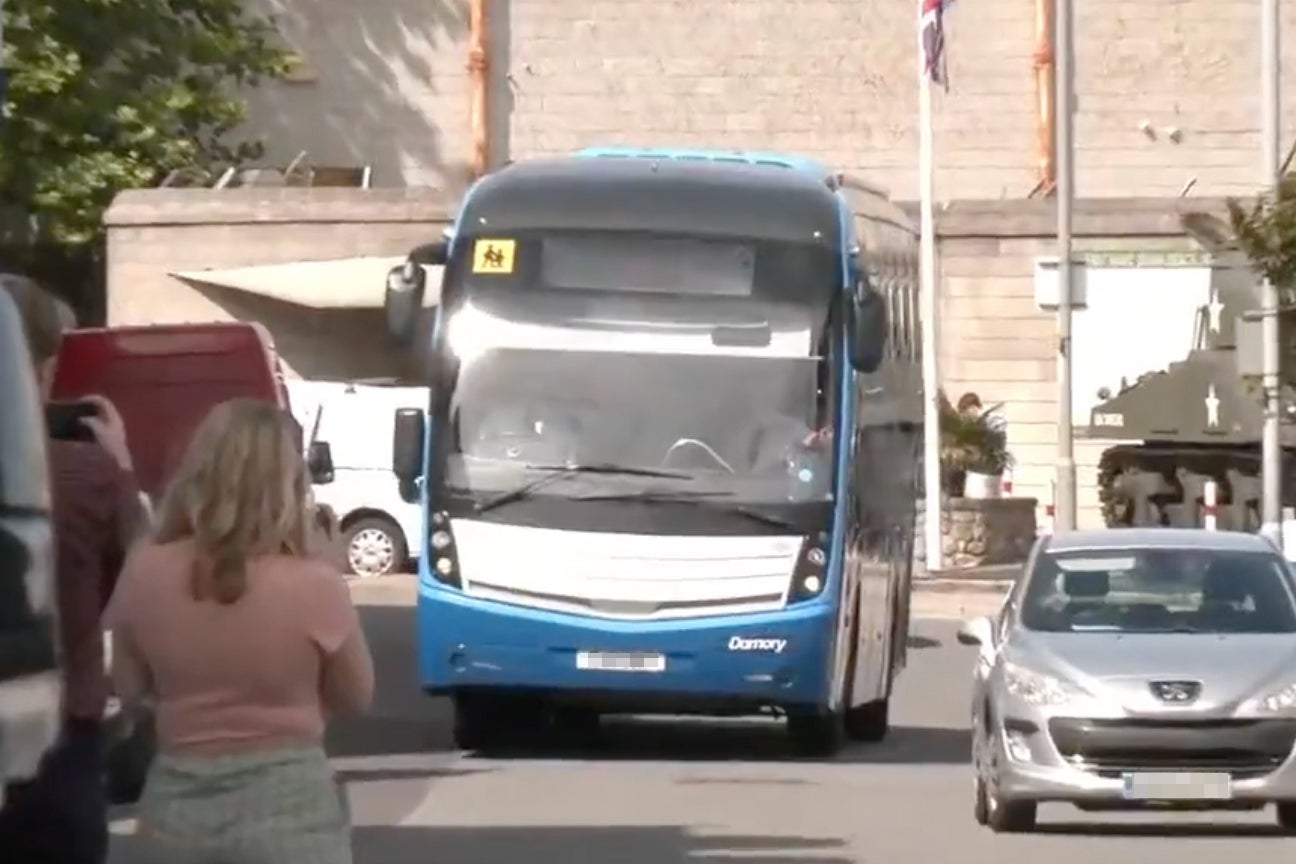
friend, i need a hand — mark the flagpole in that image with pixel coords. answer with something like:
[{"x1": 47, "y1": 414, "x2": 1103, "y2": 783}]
[{"x1": 918, "y1": 18, "x2": 943, "y2": 573}]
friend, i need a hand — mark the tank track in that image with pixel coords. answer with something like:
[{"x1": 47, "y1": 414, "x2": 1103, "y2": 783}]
[{"x1": 1097, "y1": 443, "x2": 1296, "y2": 530}]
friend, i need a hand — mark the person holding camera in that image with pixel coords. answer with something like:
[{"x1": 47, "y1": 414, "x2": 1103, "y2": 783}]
[{"x1": 0, "y1": 274, "x2": 148, "y2": 864}]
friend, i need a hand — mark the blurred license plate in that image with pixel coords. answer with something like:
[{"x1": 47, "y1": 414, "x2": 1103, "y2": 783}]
[
  {"x1": 1122, "y1": 772, "x2": 1232, "y2": 800},
  {"x1": 576, "y1": 651, "x2": 666, "y2": 672}
]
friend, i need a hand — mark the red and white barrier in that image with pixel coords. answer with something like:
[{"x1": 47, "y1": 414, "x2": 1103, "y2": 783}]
[{"x1": 1203, "y1": 481, "x2": 1218, "y2": 531}]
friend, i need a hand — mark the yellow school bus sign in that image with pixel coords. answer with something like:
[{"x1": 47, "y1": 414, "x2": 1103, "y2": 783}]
[{"x1": 471, "y1": 239, "x2": 516, "y2": 274}]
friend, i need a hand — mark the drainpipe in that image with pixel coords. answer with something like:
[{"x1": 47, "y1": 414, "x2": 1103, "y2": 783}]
[
  {"x1": 468, "y1": 0, "x2": 490, "y2": 177},
  {"x1": 1031, "y1": 0, "x2": 1056, "y2": 195}
]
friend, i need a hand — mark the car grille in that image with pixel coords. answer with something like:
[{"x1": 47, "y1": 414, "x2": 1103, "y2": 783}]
[{"x1": 1048, "y1": 718, "x2": 1296, "y2": 779}]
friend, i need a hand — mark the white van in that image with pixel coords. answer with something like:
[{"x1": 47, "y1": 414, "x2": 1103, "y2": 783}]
[
  {"x1": 0, "y1": 289, "x2": 60, "y2": 803},
  {"x1": 289, "y1": 381, "x2": 428, "y2": 578}
]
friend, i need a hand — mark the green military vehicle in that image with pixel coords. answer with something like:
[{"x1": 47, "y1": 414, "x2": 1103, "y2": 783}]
[{"x1": 1082, "y1": 244, "x2": 1296, "y2": 530}]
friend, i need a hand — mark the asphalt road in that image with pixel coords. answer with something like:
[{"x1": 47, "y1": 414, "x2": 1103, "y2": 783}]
[{"x1": 110, "y1": 584, "x2": 1295, "y2": 863}]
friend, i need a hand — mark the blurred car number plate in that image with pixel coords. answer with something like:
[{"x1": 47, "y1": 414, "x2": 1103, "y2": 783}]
[
  {"x1": 576, "y1": 651, "x2": 666, "y2": 672},
  {"x1": 1122, "y1": 771, "x2": 1232, "y2": 800}
]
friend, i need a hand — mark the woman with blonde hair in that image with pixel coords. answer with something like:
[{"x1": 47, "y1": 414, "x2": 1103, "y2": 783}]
[{"x1": 106, "y1": 398, "x2": 374, "y2": 864}]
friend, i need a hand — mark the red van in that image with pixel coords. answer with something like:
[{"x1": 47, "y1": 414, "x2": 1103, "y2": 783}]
[{"x1": 49, "y1": 322, "x2": 310, "y2": 497}]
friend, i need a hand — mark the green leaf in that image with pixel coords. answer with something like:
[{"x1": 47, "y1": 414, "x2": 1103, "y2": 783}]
[{"x1": 0, "y1": 0, "x2": 291, "y2": 244}]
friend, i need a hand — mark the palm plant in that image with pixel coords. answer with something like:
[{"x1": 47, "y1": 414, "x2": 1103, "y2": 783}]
[{"x1": 938, "y1": 391, "x2": 1014, "y2": 496}]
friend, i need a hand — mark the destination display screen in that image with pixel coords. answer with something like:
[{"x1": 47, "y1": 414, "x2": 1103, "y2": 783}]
[{"x1": 539, "y1": 235, "x2": 756, "y2": 297}]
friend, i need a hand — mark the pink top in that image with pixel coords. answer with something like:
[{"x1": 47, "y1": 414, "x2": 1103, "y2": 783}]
[{"x1": 105, "y1": 540, "x2": 375, "y2": 755}]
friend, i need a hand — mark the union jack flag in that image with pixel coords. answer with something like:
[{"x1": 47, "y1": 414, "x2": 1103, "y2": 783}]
[{"x1": 921, "y1": 0, "x2": 954, "y2": 89}]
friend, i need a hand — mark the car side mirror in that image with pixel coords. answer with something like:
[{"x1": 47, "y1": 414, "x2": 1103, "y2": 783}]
[
  {"x1": 306, "y1": 440, "x2": 334, "y2": 485},
  {"x1": 849, "y1": 285, "x2": 887, "y2": 373},
  {"x1": 392, "y1": 408, "x2": 426, "y2": 503},
  {"x1": 956, "y1": 616, "x2": 994, "y2": 647}
]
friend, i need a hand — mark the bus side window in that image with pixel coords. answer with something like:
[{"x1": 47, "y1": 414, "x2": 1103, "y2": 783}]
[
  {"x1": 909, "y1": 259, "x2": 923, "y2": 363},
  {"x1": 903, "y1": 259, "x2": 918, "y2": 361},
  {"x1": 893, "y1": 261, "x2": 910, "y2": 361},
  {"x1": 881, "y1": 256, "x2": 902, "y2": 357}
]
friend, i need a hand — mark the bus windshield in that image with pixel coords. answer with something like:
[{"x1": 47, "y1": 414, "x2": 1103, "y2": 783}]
[{"x1": 444, "y1": 345, "x2": 831, "y2": 506}]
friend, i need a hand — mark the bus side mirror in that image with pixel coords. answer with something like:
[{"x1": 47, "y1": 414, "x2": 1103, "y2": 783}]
[
  {"x1": 392, "y1": 408, "x2": 426, "y2": 503},
  {"x1": 849, "y1": 286, "x2": 887, "y2": 373},
  {"x1": 385, "y1": 261, "x2": 427, "y2": 344}
]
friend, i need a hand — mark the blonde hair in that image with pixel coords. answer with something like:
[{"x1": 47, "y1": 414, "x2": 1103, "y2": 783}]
[{"x1": 155, "y1": 398, "x2": 310, "y2": 604}]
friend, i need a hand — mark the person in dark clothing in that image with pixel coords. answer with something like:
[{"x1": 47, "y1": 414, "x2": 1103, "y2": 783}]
[{"x1": 0, "y1": 274, "x2": 147, "y2": 864}]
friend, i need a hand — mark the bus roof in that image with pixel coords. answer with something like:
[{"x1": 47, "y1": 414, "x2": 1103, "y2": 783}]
[
  {"x1": 573, "y1": 146, "x2": 834, "y2": 183},
  {"x1": 460, "y1": 156, "x2": 843, "y2": 247}
]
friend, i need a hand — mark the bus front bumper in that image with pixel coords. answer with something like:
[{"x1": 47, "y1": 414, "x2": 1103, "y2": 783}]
[{"x1": 416, "y1": 586, "x2": 836, "y2": 710}]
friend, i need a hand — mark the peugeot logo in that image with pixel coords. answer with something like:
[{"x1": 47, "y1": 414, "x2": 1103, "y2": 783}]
[{"x1": 1149, "y1": 680, "x2": 1202, "y2": 704}]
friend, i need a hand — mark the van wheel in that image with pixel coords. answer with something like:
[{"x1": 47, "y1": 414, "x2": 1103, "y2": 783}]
[
  {"x1": 342, "y1": 517, "x2": 406, "y2": 578},
  {"x1": 1276, "y1": 801, "x2": 1296, "y2": 832}
]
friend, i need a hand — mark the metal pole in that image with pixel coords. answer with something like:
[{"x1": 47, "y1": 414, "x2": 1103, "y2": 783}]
[
  {"x1": 1053, "y1": 0, "x2": 1077, "y2": 531},
  {"x1": 918, "y1": 32, "x2": 943, "y2": 573},
  {"x1": 1261, "y1": 0, "x2": 1283, "y2": 541}
]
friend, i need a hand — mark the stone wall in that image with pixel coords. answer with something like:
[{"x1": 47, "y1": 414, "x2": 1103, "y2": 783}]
[
  {"x1": 246, "y1": 0, "x2": 1296, "y2": 200},
  {"x1": 915, "y1": 497, "x2": 1039, "y2": 573},
  {"x1": 935, "y1": 198, "x2": 1238, "y2": 529}
]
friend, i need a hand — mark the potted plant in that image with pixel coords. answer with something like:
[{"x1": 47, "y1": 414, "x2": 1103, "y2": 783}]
[{"x1": 939, "y1": 391, "x2": 1014, "y2": 498}]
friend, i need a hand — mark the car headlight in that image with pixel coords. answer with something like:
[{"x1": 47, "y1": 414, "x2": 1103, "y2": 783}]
[
  {"x1": 1256, "y1": 682, "x2": 1296, "y2": 714},
  {"x1": 1003, "y1": 661, "x2": 1086, "y2": 706}
]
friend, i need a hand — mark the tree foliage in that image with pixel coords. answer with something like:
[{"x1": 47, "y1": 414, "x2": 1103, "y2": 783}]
[
  {"x1": 1228, "y1": 174, "x2": 1296, "y2": 389},
  {"x1": 1228, "y1": 172, "x2": 1296, "y2": 293},
  {"x1": 0, "y1": 0, "x2": 291, "y2": 244}
]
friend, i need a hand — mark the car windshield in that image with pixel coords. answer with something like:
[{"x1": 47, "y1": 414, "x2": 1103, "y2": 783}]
[{"x1": 1019, "y1": 546, "x2": 1296, "y2": 634}]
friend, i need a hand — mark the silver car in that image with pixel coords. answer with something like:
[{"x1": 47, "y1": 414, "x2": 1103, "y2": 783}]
[{"x1": 959, "y1": 528, "x2": 1296, "y2": 833}]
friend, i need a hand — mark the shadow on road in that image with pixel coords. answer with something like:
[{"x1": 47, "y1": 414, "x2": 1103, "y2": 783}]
[
  {"x1": 906, "y1": 634, "x2": 941, "y2": 649},
  {"x1": 466, "y1": 720, "x2": 969, "y2": 765},
  {"x1": 1037, "y1": 819, "x2": 1286, "y2": 837},
  {"x1": 351, "y1": 825, "x2": 852, "y2": 864}
]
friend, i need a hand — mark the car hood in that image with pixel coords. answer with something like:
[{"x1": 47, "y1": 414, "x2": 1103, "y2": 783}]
[{"x1": 1007, "y1": 631, "x2": 1296, "y2": 711}]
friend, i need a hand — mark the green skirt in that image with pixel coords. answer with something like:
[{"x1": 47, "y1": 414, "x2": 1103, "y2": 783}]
[{"x1": 134, "y1": 744, "x2": 352, "y2": 864}]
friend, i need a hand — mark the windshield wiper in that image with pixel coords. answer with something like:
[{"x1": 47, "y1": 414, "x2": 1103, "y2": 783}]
[
  {"x1": 473, "y1": 463, "x2": 690, "y2": 514},
  {"x1": 574, "y1": 490, "x2": 804, "y2": 532}
]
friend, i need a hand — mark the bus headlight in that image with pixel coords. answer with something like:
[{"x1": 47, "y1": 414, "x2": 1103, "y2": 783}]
[
  {"x1": 428, "y1": 518, "x2": 461, "y2": 587},
  {"x1": 789, "y1": 538, "x2": 829, "y2": 602}
]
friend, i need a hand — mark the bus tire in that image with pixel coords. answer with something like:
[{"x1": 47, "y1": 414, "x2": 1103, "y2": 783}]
[
  {"x1": 452, "y1": 692, "x2": 513, "y2": 751},
  {"x1": 844, "y1": 697, "x2": 889, "y2": 742},
  {"x1": 787, "y1": 710, "x2": 845, "y2": 757},
  {"x1": 453, "y1": 692, "x2": 547, "y2": 752}
]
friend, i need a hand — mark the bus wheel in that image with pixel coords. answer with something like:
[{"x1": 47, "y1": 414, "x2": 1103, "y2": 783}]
[
  {"x1": 452, "y1": 692, "x2": 541, "y2": 752},
  {"x1": 787, "y1": 710, "x2": 845, "y2": 757},
  {"x1": 844, "y1": 698, "x2": 889, "y2": 742},
  {"x1": 549, "y1": 706, "x2": 601, "y2": 748}
]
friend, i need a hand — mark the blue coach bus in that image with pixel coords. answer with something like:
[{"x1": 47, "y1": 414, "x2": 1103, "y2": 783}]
[{"x1": 382, "y1": 148, "x2": 923, "y2": 755}]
